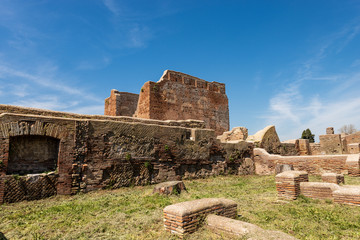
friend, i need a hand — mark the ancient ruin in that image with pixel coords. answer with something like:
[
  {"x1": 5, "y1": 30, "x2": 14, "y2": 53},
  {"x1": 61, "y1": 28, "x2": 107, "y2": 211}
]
[
  {"x1": 276, "y1": 170, "x2": 360, "y2": 206},
  {"x1": 105, "y1": 70, "x2": 230, "y2": 135},
  {"x1": 1, "y1": 70, "x2": 360, "y2": 208},
  {"x1": 0, "y1": 102, "x2": 251, "y2": 204}
]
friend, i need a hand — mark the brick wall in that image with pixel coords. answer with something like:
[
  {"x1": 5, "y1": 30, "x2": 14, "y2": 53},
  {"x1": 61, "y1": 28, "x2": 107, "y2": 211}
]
[
  {"x1": 0, "y1": 112, "x2": 254, "y2": 204},
  {"x1": 300, "y1": 182, "x2": 340, "y2": 200},
  {"x1": 104, "y1": 90, "x2": 139, "y2": 117},
  {"x1": 275, "y1": 171, "x2": 308, "y2": 200},
  {"x1": 134, "y1": 70, "x2": 229, "y2": 135},
  {"x1": 254, "y1": 148, "x2": 360, "y2": 175}
]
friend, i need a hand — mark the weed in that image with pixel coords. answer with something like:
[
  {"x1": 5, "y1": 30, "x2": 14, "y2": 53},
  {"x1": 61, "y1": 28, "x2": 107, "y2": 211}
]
[
  {"x1": 164, "y1": 145, "x2": 169, "y2": 151},
  {"x1": 144, "y1": 161, "x2": 153, "y2": 172},
  {"x1": 141, "y1": 88, "x2": 144, "y2": 92},
  {"x1": 125, "y1": 153, "x2": 132, "y2": 161},
  {"x1": 13, "y1": 174, "x2": 21, "y2": 181}
]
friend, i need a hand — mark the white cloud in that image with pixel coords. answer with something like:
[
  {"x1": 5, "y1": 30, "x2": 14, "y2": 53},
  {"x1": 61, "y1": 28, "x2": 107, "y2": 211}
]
[
  {"x1": 0, "y1": 64, "x2": 101, "y2": 102},
  {"x1": 102, "y1": 0, "x2": 121, "y2": 16},
  {"x1": 263, "y1": 21, "x2": 360, "y2": 141},
  {"x1": 127, "y1": 25, "x2": 152, "y2": 48}
]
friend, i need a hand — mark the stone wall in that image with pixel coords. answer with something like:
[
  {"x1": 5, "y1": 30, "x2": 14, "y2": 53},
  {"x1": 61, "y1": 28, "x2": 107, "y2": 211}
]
[
  {"x1": 104, "y1": 90, "x2": 139, "y2": 117},
  {"x1": 254, "y1": 148, "x2": 360, "y2": 176},
  {"x1": 344, "y1": 131, "x2": 360, "y2": 145},
  {"x1": 0, "y1": 110, "x2": 254, "y2": 204},
  {"x1": 319, "y1": 134, "x2": 344, "y2": 155},
  {"x1": 248, "y1": 125, "x2": 299, "y2": 156},
  {"x1": 309, "y1": 143, "x2": 321, "y2": 155},
  {"x1": 0, "y1": 104, "x2": 206, "y2": 129},
  {"x1": 134, "y1": 70, "x2": 229, "y2": 135}
]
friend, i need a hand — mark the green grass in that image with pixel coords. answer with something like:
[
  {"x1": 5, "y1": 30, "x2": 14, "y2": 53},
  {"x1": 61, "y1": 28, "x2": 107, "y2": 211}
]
[{"x1": 1, "y1": 175, "x2": 360, "y2": 239}]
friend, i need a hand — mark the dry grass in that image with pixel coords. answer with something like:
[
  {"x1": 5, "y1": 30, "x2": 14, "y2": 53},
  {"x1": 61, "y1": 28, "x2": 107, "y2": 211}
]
[{"x1": 1, "y1": 175, "x2": 360, "y2": 239}]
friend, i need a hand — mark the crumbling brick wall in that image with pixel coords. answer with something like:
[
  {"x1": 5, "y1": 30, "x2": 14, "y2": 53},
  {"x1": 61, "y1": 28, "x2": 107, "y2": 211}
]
[
  {"x1": 134, "y1": 70, "x2": 229, "y2": 135},
  {"x1": 254, "y1": 148, "x2": 359, "y2": 175},
  {"x1": 104, "y1": 90, "x2": 139, "y2": 117},
  {"x1": 319, "y1": 134, "x2": 344, "y2": 155},
  {"x1": 0, "y1": 109, "x2": 253, "y2": 204}
]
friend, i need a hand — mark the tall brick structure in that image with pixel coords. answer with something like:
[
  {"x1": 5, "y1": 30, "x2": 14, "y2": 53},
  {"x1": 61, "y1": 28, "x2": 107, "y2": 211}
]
[
  {"x1": 104, "y1": 90, "x2": 139, "y2": 117},
  {"x1": 105, "y1": 70, "x2": 230, "y2": 136}
]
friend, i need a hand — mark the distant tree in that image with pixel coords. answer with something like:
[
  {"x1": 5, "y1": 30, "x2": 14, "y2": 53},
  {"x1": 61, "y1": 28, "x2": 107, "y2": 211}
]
[
  {"x1": 301, "y1": 128, "x2": 315, "y2": 143},
  {"x1": 338, "y1": 124, "x2": 357, "y2": 135}
]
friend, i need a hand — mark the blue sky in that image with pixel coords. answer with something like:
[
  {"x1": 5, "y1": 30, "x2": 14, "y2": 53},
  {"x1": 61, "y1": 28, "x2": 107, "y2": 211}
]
[{"x1": 0, "y1": 0, "x2": 360, "y2": 141}]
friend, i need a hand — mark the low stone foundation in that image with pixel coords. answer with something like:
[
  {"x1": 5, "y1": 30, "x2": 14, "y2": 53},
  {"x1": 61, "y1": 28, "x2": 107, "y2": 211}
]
[
  {"x1": 321, "y1": 173, "x2": 345, "y2": 184},
  {"x1": 163, "y1": 198, "x2": 237, "y2": 237},
  {"x1": 275, "y1": 171, "x2": 309, "y2": 200},
  {"x1": 254, "y1": 148, "x2": 360, "y2": 176},
  {"x1": 333, "y1": 187, "x2": 360, "y2": 206},
  {"x1": 300, "y1": 182, "x2": 340, "y2": 200},
  {"x1": 206, "y1": 214, "x2": 298, "y2": 240}
]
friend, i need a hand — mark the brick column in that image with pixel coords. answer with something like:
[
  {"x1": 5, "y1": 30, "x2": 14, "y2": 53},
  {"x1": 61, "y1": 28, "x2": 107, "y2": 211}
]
[{"x1": 275, "y1": 171, "x2": 308, "y2": 200}]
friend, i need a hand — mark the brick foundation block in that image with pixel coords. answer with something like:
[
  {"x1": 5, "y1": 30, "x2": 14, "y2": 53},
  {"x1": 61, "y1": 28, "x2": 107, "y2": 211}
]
[
  {"x1": 300, "y1": 182, "x2": 340, "y2": 200},
  {"x1": 333, "y1": 186, "x2": 360, "y2": 206},
  {"x1": 163, "y1": 198, "x2": 237, "y2": 237},
  {"x1": 275, "y1": 171, "x2": 308, "y2": 200},
  {"x1": 321, "y1": 173, "x2": 344, "y2": 184}
]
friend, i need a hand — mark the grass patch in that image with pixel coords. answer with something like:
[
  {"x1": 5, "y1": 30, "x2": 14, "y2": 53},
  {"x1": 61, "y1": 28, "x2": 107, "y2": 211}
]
[{"x1": 1, "y1": 175, "x2": 360, "y2": 239}]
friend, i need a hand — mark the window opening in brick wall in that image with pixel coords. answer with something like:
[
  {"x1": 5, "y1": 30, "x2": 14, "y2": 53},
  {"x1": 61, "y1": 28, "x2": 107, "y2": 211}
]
[{"x1": 7, "y1": 135, "x2": 60, "y2": 175}]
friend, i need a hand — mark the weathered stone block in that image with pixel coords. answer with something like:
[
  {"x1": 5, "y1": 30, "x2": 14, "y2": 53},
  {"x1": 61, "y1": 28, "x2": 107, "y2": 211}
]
[
  {"x1": 153, "y1": 181, "x2": 186, "y2": 195},
  {"x1": 206, "y1": 214, "x2": 298, "y2": 240},
  {"x1": 326, "y1": 127, "x2": 334, "y2": 135},
  {"x1": 347, "y1": 143, "x2": 360, "y2": 154},
  {"x1": 275, "y1": 164, "x2": 294, "y2": 174}
]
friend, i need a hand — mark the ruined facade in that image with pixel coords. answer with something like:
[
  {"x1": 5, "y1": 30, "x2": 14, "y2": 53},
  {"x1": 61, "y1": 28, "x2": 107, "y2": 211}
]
[
  {"x1": 0, "y1": 105, "x2": 252, "y2": 204},
  {"x1": 104, "y1": 90, "x2": 139, "y2": 117},
  {"x1": 105, "y1": 70, "x2": 230, "y2": 135}
]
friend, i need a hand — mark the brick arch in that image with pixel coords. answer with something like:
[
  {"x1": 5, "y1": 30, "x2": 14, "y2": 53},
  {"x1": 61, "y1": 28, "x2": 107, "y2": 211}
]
[
  {"x1": 0, "y1": 121, "x2": 68, "y2": 139},
  {"x1": 0, "y1": 121, "x2": 74, "y2": 203}
]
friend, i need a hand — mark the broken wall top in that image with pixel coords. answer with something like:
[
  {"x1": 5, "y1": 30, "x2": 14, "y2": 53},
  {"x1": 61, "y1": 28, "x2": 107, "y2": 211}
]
[{"x1": 135, "y1": 70, "x2": 229, "y2": 135}]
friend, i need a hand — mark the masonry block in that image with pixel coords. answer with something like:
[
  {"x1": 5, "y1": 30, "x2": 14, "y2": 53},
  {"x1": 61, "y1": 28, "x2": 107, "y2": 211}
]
[
  {"x1": 321, "y1": 173, "x2": 345, "y2": 184},
  {"x1": 275, "y1": 171, "x2": 308, "y2": 200},
  {"x1": 333, "y1": 187, "x2": 360, "y2": 206},
  {"x1": 300, "y1": 182, "x2": 340, "y2": 200},
  {"x1": 163, "y1": 198, "x2": 237, "y2": 237}
]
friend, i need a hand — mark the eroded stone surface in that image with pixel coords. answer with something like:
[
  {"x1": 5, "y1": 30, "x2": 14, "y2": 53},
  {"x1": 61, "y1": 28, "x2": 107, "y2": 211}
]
[
  {"x1": 153, "y1": 181, "x2": 186, "y2": 195},
  {"x1": 217, "y1": 127, "x2": 248, "y2": 143},
  {"x1": 275, "y1": 164, "x2": 294, "y2": 174},
  {"x1": 206, "y1": 214, "x2": 298, "y2": 240}
]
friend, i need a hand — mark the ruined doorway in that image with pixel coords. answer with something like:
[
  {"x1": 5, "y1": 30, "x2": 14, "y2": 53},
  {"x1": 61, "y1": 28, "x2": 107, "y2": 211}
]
[{"x1": 7, "y1": 135, "x2": 60, "y2": 175}]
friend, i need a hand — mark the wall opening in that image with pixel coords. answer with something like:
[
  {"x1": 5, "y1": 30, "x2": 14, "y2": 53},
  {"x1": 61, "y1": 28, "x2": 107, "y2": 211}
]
[{"x1": 7, "y1": 135, "x2": 60, "y2": 175}]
